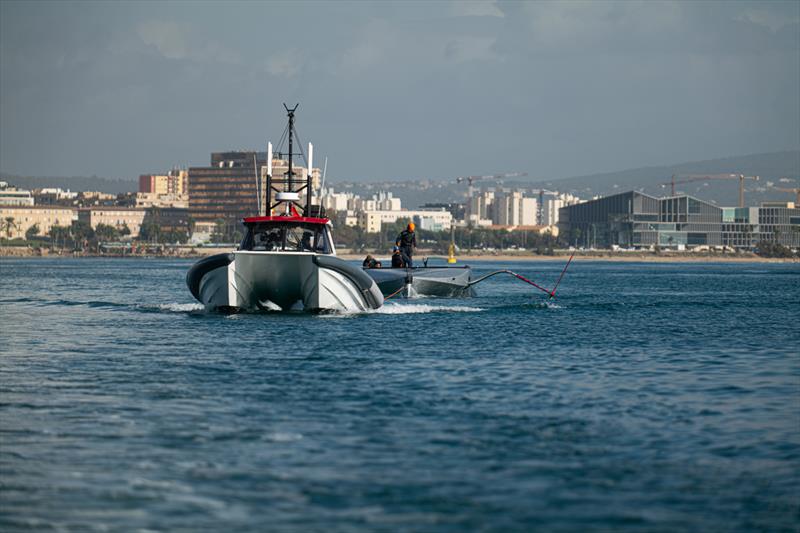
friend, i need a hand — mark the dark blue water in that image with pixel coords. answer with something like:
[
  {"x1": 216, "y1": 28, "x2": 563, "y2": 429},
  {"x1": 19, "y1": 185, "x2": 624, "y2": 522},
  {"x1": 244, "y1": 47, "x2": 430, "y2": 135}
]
[{"x1": 1, "y1": 258, "x2": 798, "y2": 532}]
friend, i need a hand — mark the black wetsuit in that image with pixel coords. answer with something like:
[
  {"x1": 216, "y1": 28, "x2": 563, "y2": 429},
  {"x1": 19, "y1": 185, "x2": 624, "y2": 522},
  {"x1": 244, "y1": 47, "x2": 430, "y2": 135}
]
[
  {"x1": 396, "y1": 230, "x2": 416, "y2": 268},
  {"x1": 391, "y1": 253, "x2": 404, "y2": 268}
]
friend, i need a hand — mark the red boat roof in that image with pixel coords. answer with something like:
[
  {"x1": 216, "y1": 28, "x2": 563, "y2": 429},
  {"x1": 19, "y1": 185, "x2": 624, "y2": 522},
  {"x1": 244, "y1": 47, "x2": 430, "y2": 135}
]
[{"x1": 242, "y1": 215, "x2": 330, "y2": 225}]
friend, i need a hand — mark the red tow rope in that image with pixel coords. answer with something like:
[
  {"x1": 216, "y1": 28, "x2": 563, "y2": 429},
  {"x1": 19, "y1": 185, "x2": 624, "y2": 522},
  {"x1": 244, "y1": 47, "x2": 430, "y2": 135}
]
[
  {"x1": 466, "y1": 252, "x2": 576, "y2": 299},
  {"x1": 548, "y1": 252, "x2": 575, "y2": 299}
]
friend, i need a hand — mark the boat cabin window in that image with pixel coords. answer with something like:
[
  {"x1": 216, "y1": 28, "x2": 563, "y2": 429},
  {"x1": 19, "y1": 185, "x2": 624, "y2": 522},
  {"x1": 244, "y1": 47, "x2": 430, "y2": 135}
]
[{"x1": 240, "y1": 222, "x2": 332, "y2": 254}]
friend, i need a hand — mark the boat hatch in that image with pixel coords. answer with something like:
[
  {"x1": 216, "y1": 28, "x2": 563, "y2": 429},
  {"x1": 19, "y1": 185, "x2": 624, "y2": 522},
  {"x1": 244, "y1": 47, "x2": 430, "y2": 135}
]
[{"x1": 239, "y1": 219, "x2": 332, "y2": 253}]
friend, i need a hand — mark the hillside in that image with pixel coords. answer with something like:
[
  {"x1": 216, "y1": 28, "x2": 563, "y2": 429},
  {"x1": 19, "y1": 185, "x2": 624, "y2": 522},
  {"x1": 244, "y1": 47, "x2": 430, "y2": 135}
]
[
  {"x1": 334, "y1": 150, "x2": 800, "y2": 208},
  {"x1": 2, "y1": 150, "x2": 798, "y2": 207},
  {"x1": 519, "y1": 150, "x2": 800, "y2": 207},
  {"x1": 0, "y1": 173, "x2": 137, "y2": 194}
]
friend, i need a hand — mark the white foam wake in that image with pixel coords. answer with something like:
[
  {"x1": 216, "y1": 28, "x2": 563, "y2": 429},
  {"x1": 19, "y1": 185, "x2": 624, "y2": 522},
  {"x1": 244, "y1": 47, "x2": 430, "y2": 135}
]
[
  {"x1": 319, "y1": 303, "x2": 485, "y2": 317},
  {"x1": 156, "y1": 303, "x2": 206, "y2": 313},
  {"x1": 374, "y1": 303, "x2": 484, "y2": 314}
]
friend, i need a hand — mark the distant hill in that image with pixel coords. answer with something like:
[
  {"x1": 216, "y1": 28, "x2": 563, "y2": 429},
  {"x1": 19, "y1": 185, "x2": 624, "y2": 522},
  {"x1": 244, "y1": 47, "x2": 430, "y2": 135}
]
[
  {"x1": 518, "y1": 150, "x2": 800, "y2": 207},
  {"x1": 0, "y1": 173, "x2": 137, "y2": 194},
  {"x1": 3, "y1": 150, "x2": 798, "y2": 207},
  {"x1": 331, "y1": 151, "x2": 800, "y2": 208}
]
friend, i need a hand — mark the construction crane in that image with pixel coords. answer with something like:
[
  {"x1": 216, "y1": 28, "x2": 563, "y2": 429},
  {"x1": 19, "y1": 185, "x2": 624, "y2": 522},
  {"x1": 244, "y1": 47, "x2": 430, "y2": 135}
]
[
  {"x1": 661, "y1": 173, "x2": 759, "y2": 207},
  {"x1": 456, "y1": 172, "x2": 528, "y2": 198},
  {"x1": 768, "y1": 181, "x2": 800, "y2": 204}
]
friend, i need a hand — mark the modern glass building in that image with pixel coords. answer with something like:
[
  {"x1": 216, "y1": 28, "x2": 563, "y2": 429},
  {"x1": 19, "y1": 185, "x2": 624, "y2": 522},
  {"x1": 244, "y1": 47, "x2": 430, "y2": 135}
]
[{"x1": 558, "y1": 191, "x2": 800, "y2": 249}]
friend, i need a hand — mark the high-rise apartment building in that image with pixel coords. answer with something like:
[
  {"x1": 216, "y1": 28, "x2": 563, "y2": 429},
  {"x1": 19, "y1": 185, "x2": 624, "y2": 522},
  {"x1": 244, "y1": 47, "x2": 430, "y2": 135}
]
[
  {"x1": 139, "y1": 169, "x2": 188, "y2": 195},
  {"x1": 493, "y1": 192, "x2": 538, "y2": 226},
  {"x1": 188, "y1": 151, "x2": 320, "y2": 225}
]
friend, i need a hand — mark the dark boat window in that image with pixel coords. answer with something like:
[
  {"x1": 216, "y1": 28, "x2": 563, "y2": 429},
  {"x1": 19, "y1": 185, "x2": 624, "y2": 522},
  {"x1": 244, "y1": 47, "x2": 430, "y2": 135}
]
[{"x1": 240, "y1": 222, "x2": 331, "y2": 254}]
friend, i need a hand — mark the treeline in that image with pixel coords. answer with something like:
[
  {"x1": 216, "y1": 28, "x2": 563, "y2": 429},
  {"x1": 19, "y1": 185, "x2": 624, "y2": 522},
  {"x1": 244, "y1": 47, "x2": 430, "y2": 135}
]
[
  {"x1": 0, "y1": 174, "x2": 137, "y2": 195},
  {"x1": 1, "y1": 219, "x2": 188, "y2": 251},
  {"x1": 754, "y1": 241, "x2": 797, "y2": 258}
]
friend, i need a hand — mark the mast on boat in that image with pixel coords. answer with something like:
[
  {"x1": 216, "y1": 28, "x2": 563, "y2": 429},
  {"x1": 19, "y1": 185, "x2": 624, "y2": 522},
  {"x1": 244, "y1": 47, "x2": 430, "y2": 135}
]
[{"x1": 264, "y1": 104, "x2": 314, "y2": 217}]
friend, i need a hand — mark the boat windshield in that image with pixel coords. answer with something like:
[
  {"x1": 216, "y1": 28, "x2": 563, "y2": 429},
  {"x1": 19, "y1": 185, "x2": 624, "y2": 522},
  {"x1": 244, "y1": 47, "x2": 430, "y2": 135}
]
[{"x1": 239, "y1": 222, "x2": 332, "y2": 254}]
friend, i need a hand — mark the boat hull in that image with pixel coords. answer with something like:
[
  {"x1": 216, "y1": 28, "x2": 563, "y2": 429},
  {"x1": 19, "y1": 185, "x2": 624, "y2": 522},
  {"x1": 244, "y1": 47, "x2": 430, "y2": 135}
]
[
  {"x1": 187, "y1": 252, "x2": 383, "y2": 312},
  {"x1": 365, "y1": 266, "x2": 474, "y2": 298}
]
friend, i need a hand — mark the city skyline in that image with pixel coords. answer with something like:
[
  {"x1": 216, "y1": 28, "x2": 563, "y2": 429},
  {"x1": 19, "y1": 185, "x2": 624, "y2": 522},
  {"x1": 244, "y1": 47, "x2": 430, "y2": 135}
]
[{"x1": 1, "y1": 1, "x2": 798, "y2": 182}]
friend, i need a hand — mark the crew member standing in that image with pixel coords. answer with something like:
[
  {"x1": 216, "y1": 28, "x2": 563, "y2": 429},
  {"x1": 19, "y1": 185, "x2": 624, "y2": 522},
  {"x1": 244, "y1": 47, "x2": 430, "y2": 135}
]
[{"x1": 395, "y1": 222, "x2": 417, "y2": 268}]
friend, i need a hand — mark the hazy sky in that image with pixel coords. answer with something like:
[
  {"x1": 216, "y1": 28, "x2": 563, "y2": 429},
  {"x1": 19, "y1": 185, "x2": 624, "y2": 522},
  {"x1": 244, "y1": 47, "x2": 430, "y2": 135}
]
[{"x1": 1, "y1": 1, "x2": 798, "y2": 182}]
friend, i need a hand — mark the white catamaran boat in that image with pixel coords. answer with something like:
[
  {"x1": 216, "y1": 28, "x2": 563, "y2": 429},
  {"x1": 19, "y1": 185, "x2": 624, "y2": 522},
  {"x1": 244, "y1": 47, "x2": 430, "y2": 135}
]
[{"x1": 186, "y1": 105, "x2": 383, "y2": 312}]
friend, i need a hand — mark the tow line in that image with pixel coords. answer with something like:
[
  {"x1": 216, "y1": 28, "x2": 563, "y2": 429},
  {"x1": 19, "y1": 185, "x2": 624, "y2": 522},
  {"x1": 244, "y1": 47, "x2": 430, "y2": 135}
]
[{"x1": 467, "y1": 252, "x2": 575, "y2": 299}]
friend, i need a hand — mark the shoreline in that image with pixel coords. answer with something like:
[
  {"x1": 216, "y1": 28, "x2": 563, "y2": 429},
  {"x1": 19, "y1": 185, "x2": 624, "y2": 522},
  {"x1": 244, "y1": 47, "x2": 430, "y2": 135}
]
[
  {"x1": 339, "y1": 253, "x2": 799, "y2": 264},
  {"x1": 2, "y1": 246, "x2": 797, "y2": 263}
]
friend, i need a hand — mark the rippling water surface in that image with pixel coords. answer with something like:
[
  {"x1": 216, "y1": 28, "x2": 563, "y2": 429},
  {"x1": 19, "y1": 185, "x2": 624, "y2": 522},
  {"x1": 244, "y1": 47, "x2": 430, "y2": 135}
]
[{"x1": 1, "y1": 258, "x2": 798, "y2": 531}]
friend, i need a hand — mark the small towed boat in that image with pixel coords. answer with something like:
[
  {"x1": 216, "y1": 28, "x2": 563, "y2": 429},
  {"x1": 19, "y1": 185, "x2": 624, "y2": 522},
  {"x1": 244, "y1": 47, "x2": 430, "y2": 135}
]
[
  {"x1": 364, "y1": 266, "x2": 474, "y2": 298},
  {"x1": 186, "y1": 105, "x2": 383, "y2": 313}
]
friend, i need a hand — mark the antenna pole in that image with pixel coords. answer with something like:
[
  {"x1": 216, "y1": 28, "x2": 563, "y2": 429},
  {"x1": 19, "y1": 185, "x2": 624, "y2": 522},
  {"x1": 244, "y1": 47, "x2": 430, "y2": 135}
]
[
  {"x1": 307, "y1": 142, "x2": 313, "y2": 215},
  {"x1": 284, "y1": 103, "x2": 298, "y2": 215},
  {"x1": 266, "y1": 142, "x2": 273, "y2": 215},
  {"x1": 320, "y1": 156, "x2": 328, "y2": 199},
  {"x1": 253, "y1": 153, "x2": 260, "y2": 216}
]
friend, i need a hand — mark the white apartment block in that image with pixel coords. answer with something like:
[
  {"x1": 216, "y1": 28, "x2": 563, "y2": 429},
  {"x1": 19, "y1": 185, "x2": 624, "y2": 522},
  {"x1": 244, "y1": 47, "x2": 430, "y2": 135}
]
[
  {"x1": 520, "y1": 197, "x2": 537, "y2": 225},
  {"x1": 492, "y1": 192, "x2": 538, "y2": 226},
  {"x1": 467, "y1": 191, "x2": 495, "y2": 226},
  {"x1": 321, "y1": 188, "x2": 402, "y2": 219},
  {"x1": 543, "y1": 198, "x2": 563, "y2": 226},
  {"x1": 542, "y1": 193, "x2": 582, "y2": 226},
  {"x1": 0, "y1": 183, "x2": 34, "y2": 206},
  {"x1": 358, "y1": 209, "x2": 452, "y2": 233}
]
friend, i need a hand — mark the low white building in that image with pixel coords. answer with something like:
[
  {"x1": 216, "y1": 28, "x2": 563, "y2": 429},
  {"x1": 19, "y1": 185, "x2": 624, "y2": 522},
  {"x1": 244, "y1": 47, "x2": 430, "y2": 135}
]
[
  {"x1": 135, "y1": 192, "x2": 189, "y2": 208},
  {"x1": 0, "y1": 206, "x2": 78, "y2": 239},
  {"x1": 0, "y1": 183, "x2": 34, "y2": 206},
  {"x1": 358, "y1": 209, "x2": 452, "y2": 233}
]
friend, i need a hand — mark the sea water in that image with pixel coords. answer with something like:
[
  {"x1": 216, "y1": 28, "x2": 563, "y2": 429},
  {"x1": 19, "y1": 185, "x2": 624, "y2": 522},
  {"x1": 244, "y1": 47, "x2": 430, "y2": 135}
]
[{"x1": 1, "y1": 258, "x2": 798, "y2": 531}]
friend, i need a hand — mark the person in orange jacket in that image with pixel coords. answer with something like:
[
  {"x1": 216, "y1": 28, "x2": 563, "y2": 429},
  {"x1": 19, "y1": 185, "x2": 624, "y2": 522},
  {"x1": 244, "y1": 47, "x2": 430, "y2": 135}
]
[{"x1": 395, "y1": 222, "x2": 417, "y2": 267}]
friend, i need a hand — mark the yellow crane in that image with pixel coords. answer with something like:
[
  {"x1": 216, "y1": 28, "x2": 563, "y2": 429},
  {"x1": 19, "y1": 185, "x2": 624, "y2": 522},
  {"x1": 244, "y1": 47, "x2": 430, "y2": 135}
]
[
  {"x1": 768, "y1": 182, "x2": 800, "y2": 204},
  {"x1": 662, "y1": 173, "x2": 759, "y2": 207}
]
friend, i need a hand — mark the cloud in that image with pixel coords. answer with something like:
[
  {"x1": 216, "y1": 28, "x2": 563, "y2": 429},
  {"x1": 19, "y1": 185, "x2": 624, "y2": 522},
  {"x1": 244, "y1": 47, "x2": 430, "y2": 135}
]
[
  {"x1": 737, "y1": 8, "x2": 800, "y2": 32},
  {"x1": 449, "y1": 1, "x2": 504, "y2": 19},
  {"x1": 339, "y1": 19, "x2": 391, "y2": 72},
  {"x1": 444, "y1": 36, "x2": 499, "y2": 63},
  {"x1": 137, "y1": 20, "x2": 187, "y2": 60},
  {"x1": 519, "y1": 1, "x2": 682, "y2": 48},
  {"x1": 266, "y1": 49, "x2": 303, "y2": 78},
  {"x1": 136, "y1": 19, "x2": 240, "y2": 64}
]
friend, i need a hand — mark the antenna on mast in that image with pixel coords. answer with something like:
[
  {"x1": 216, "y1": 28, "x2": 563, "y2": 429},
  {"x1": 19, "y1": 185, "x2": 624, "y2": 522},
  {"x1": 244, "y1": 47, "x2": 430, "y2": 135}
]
[
  {"x1": 253, "y1": 153, "x2": 261, "y2": 216},
  {"x1": 307, "y1": 142, "x2": 313, "y2": 215},
  {"x1": 265, "y1": 142, "x2": 273, "y2": 215},
  {"x1": 319, "y1": 156, "x2": 328, "y2": 198}
]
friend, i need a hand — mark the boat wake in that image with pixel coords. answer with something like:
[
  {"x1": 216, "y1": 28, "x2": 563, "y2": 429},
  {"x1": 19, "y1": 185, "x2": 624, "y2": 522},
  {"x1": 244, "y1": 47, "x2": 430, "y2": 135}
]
[
  {"x1": 322, "y1": 302, "x2": 485, "y2": 317},
  {"x1": 151, "y1": 303, "x2": 206, "y2": 313},
  {"x1": 376, "y1": 303, "x2": 484, "y2": 314}
]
